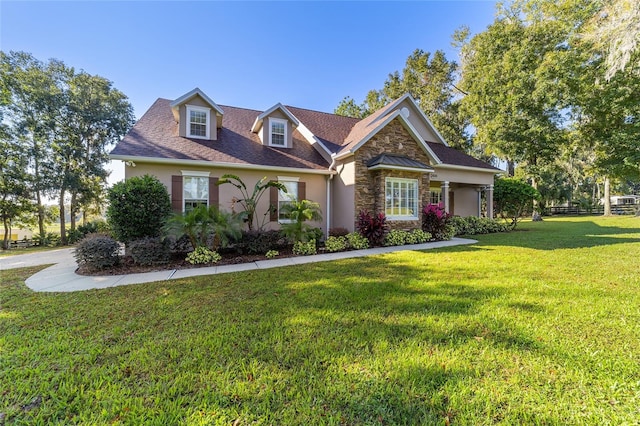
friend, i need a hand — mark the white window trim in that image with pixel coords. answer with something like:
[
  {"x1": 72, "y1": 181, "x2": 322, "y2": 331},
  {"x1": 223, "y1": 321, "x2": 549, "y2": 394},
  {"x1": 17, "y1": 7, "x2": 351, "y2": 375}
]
[
  {"x1": 182, "y1": 174, "x2": 210, "y2": 212},
  {"x1": 269, "y1": 118, "x2": 287, "y2": 147},
  {"x1": 277, "y1": 177, "x2": 298, "y2": 224},
  {"x1": 186, "y1": 104, "x2": 211, "y2": 140},
  {"x1": 385, "y1": 177, "x2": 419, "y2": 221}
]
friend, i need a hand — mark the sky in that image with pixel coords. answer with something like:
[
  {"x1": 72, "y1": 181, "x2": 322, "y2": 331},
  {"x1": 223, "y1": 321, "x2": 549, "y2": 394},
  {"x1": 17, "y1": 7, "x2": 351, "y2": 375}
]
[{"x1": 1, "y1": 1, "x2": 497, "y2": 184}]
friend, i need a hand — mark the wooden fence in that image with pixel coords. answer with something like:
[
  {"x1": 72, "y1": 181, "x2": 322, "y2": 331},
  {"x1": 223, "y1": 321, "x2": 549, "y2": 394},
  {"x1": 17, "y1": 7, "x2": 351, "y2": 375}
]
[{"x1": 547, "y1": 205, "x2": 638, "y2": 216}]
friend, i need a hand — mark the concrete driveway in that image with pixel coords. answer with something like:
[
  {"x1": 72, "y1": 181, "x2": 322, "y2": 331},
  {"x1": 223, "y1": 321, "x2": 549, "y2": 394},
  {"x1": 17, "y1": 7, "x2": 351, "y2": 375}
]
[{"x1": 0, "y1": 248, "x2": 75, "y2": 271}]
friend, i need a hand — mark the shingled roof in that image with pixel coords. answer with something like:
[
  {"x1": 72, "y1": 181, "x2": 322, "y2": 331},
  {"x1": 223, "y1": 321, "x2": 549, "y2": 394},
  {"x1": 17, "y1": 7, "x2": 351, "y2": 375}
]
[{"x1": 111, "y1": 96, "x2": 499, "y2": 173}]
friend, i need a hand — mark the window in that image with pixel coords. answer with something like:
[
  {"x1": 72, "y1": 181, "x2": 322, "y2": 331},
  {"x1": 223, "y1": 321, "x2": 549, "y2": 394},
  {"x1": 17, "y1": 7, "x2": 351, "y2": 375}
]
[
  {"x1": 183, "y1": 176, "x2": 209, "y2": 212},
  {"x1": 430, "y1": 188, "x2": 441, "y2": 205},
  {"x1": 385, "y1": 177, "x2": 418, "y2": 220},
  {"x1": 186, "y1": 105, "x2": 210, "y2": 139},
  {"x1": 278, "y1": 179, "x2": 298, "y2": 222},
  {"x1": 269, "y1": 118, "x2": 286, "y2": 146}
]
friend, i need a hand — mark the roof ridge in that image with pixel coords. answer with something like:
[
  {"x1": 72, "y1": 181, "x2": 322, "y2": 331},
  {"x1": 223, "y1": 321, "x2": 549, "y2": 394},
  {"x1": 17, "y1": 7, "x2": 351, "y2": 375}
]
[{"x1": 286, "y1": 105, "x2": 362, "y2": 121}]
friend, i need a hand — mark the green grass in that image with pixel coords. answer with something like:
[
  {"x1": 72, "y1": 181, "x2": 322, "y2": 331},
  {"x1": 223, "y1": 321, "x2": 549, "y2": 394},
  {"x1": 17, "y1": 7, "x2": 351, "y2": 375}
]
[
  {"x1": 0, "y1": 245, "x2": 65, "y2": 258},
  {"x1": 1, "y1": 216, "x2": 639, "y2": 424}
]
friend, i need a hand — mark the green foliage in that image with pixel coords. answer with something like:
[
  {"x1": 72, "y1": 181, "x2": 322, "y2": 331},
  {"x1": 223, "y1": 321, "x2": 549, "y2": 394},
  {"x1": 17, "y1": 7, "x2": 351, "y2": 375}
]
[
  {"x1": 73, "y1": 233, "x2": 120, "y2": 270},
  {"x1": 216, "y1": 174, "x2": 287, "y2": 231},
  {"x1": 324, "y1": 235, "x2": 348, "y2": 252},
  {"x1": 265, "y1": 250, "x2": 279, "y2": 259},
  {"x1": 32, "y1": 232, "x2": 61, "y2": 247},
  {"x1": 449, "y1": 216, "x2": 511, "y2": 236},
  {"x1": 279, "y1": 199, "x2": 323, "y2": 243},
  {"x1": 185, "y1": 246, "x2": 221, "y2": 265},
  {"x1": 107, "y1": 175, "x2": 172, "y2": 244},
  {"x1": 293, "y1": 239, "x2": 317, "y2": 256},
  {"x1": 345, "y1": 232, "x2": 369, "y2": 250},
  {"x1": 77, "y1": 220, "x2": 110, "y2": 237},
  {"x1": 384, "y1": 229, "x2": 410, "y2": 246},
  {"x1": 165, "y1": 205, "x2": 243, "y2": 251},
  {"x1": 238, "y1": 230, "x2": 288, "y2": 255},
  {"x1": 494, "y1": 178, "x2": 540, "y2": 228},
  {"x1": 406, "y1": 229, "x2": 432, "y2": 244},
  {"x1": 129, "y1": 237, "x2": 171, "y2": 266},
  {"x1": 357, "y1": 210, "x2": 389, "y2": 246}
]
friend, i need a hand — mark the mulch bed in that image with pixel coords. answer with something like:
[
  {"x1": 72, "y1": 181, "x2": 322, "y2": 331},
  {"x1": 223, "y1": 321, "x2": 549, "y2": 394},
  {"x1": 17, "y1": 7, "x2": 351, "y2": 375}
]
[{"x1": 76, "y1": 247, "x2": 301, "y2": 276}]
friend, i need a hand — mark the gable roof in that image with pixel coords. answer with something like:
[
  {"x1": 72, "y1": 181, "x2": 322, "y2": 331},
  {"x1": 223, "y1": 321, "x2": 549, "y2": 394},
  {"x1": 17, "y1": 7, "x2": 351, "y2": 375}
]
[
  {"x1": 111, "y1": 99, "x2": 329, "y2": 172},
  {"x1": 169, "y1": 87, "x2": 224, "y2": 116},
  {"x1": 111, "y1": 92, "x2": 501, "y2": 174},
  {"x1": 251, "y1": 103, "x2": 300, "y2": 133}
]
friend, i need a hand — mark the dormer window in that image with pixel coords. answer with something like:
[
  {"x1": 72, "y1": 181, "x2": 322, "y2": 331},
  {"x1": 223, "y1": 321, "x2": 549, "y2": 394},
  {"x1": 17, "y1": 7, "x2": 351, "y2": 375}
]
[
  {"x1": 186, "y1": 105, "x2": 210, "y2": 139},
  {"x1": 269, "y1": 118, "x2": 287, "y2": 147}
]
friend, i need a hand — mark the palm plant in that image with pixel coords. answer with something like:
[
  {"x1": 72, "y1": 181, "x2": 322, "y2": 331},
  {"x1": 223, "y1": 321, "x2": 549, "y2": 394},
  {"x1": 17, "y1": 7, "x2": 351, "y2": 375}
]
[
  {"x1": 216, "y1": 174, "x2": 287, "y2": 231},
  {"x1": 164, "y1": 205, "x2": 210, "y2": 250},
  {"x1": 279, "y1": 199, "x2": 323, "y2": 243},
  {"x1": 207, "y1": 207, "x2": 242, "y2": 250}
]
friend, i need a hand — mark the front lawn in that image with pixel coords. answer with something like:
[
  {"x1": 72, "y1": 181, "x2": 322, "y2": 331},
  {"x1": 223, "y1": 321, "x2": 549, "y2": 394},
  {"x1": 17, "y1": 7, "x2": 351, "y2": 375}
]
[{"x1": 1, "y1": 216, "x2": 639, "y2": 424}]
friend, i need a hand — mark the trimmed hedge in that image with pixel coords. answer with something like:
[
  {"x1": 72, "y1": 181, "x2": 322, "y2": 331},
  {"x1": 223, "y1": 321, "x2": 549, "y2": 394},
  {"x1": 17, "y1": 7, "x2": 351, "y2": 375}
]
[{"x1": 74, "y1": 234, "x2": 120, "y2": 270}]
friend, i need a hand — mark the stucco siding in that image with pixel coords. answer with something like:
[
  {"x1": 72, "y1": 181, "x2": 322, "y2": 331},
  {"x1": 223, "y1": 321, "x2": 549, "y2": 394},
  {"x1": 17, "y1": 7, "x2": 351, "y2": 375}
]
[
  {"x1": 451, "y1": 186, "x2": 479, "y2": 217},
  {"x1": 332, "y1": 158, "x2": 356, "y2": 231},
  {"x1": 124, "y1": 162, "x2": 328, "y2": 232}
]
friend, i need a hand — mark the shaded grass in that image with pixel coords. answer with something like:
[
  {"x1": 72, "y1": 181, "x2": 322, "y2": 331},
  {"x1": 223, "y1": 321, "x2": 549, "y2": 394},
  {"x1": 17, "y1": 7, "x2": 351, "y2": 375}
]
[
  {"x1": 1, "y1": 216, "x2": 639, "y2": 424},
  {"x1": 0, "y1": 245, "x2": 64, "y2": 258}
]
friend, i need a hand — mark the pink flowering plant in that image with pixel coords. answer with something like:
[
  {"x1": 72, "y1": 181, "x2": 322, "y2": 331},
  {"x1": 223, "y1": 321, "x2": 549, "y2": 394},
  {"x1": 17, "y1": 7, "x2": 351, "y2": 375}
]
[
  {"x1": 356, "y1": 210, "x2": 389, "y2": 246},
  {"x1": 421, "y1": 203, "x2": 453, "y2": 241}
]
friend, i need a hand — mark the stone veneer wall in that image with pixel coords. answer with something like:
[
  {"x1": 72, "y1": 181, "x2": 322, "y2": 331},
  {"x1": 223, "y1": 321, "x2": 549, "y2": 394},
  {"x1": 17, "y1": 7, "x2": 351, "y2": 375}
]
[{"x1": 353, "y1": 118, "x2": 431, "y2": 230}]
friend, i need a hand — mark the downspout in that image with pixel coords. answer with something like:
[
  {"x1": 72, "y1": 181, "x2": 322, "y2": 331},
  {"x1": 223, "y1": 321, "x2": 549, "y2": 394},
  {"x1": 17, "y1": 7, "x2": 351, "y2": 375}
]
[{"x1": 326, "y1": 154, "x2": 337, "y2": 237}]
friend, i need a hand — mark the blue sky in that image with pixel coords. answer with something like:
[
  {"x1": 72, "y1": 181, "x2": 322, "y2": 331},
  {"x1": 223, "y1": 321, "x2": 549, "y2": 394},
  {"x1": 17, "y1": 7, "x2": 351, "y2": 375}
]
[{"x1": 1, "y1": 1, "x2": 497, "y2": 183}]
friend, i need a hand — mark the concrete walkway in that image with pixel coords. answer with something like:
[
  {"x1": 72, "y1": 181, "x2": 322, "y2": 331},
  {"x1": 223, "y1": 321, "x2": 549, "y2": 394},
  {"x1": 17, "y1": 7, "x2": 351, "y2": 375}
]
[{"x1": 2, "y1": 238, "x2": 476, "y2": 293}]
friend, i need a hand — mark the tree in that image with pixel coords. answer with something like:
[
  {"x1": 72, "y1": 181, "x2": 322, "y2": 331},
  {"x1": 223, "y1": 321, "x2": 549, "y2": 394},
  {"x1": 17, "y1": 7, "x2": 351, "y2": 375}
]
[
  {"x1": 335, "y1": 49, "x2": 471, "y2": 151},
  {"x1": 54, "y1": 70, "x2": 134, "y2": 244},
  {"x1": 1, "y1": 51, "x2": 61, "y2": 238},
  {"x1": 279, "y1": 199, "x2": 323, "y2": 243},
  {"x1": 494, "y1": 178, "x2": 540, "y2": 228},
  {"x1": 0, "y1": 125, "x2": 34, "y2": 249},
  {"x1": 457, "y1": 3, "x2": 570, "y2": 179},
  {"x1": 216, "y1": 174, "x2": 287, "y2": 231},
  {"x1": 582, "y1": 0, "x2": 640, "y2": 80},
  {"x1": 106, "y1": 175, "x2": 172, "y2": 245}
]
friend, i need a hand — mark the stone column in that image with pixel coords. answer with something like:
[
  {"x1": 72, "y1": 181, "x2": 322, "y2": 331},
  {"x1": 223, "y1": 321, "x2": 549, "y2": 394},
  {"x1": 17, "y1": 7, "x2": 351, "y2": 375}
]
[
  {"x1": 486, "y1": 184, "x2": 494, "y2": 218},
  {"x1": 442, "y1": 181, "x2": 450, "y2": 213},
  {"x1": 477, "y1": 188, "x2": 483, "y2": 217}
]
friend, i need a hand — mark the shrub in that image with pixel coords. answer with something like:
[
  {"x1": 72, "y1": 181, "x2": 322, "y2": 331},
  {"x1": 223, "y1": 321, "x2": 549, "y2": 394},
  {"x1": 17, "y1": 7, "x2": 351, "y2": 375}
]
[
  {"x1": 494, "y1": 178, "x2": 540, "y2": 228},
  {"x1": 33, "y1": 232, "x2": 61, "y2": 247},
  {"x1": 293, "y1": 239, "x2": 317, "y2": 256},
  {"x1": 265, "y1": 250, "x2": 279, "y2": 259},
  {"x1": 166, "y1": 234, "x2": 194, "y2": 255},
  {"x1": 329, "y1": 227, "x2": 349, "y2": 237},
  {"x1": 74, "y1": 233, "x2": 120, "y2": 270},
  {"x1": 129, "y1": 237, "x2": 171, "y2": 266},
  {"x1": 406, "y1": 229, "x2": 431, "y2": 244},
  {"x1": 422, "y1": 203, "x2": 452, "y2": 241},
  {"x1": 107, "y1": 175, "x2": 172, "y2": 244},
  {"x1": 66, "y1": 229, "x2": 84, "y2": 244},
  {"x1": 77, "y1": 220, "x2": 111, "y2": 236},
  {"x1": 356, "y1": 210, "x2": 389, "y2": 246},
  {"x1": 346, "y1": 232, "x2": 369, "y2": 250},
  {"x1": 449, "y1": 216, "x2": 511, "y2": 236},
  {"x1": 238, "y1": 230, "x2": 288, "y2": 255},
  {"x1": 279, "y1": 200, "x2": 323, "y2": 243},
  {"x1": 384, "y1": 229, "x2": 409, "y2": 246},
  {"x1": 186, "y1": 246, "x2": 221, "y2": 265},
  {"x1": 324, "y1": 235, "x2": 347, "y2": 252},
  {"x1": 165, "y1": 206, "x2": 243, "y2": 251}
]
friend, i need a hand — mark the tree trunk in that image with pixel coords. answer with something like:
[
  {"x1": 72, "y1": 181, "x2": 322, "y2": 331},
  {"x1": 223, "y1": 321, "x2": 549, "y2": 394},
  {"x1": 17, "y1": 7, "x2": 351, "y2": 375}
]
[
  {"x1": 34, "y1": 160, "x2": 45, "y2": 238},
  {"x1": 59, "y1": 188, "x2": 67, "y2": 245},
  {"x1": 70, "y1": 191, "x2": 77, "y2": 232},
  {"x1": 603, "y1": 176, "x2": 611, "y2": 216},
  {"x1": 507, "y1": 160, "x2": 515, "y2": 177},
  {"x1": 2, "y1": 218, "x2": 9, "y2": 250}
]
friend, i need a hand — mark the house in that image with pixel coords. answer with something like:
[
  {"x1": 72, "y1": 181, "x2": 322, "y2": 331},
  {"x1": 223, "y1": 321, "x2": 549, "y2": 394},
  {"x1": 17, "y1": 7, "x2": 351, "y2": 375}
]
[{"x1": 110, "y1": 88, "x2": 501, "y2": 234}]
